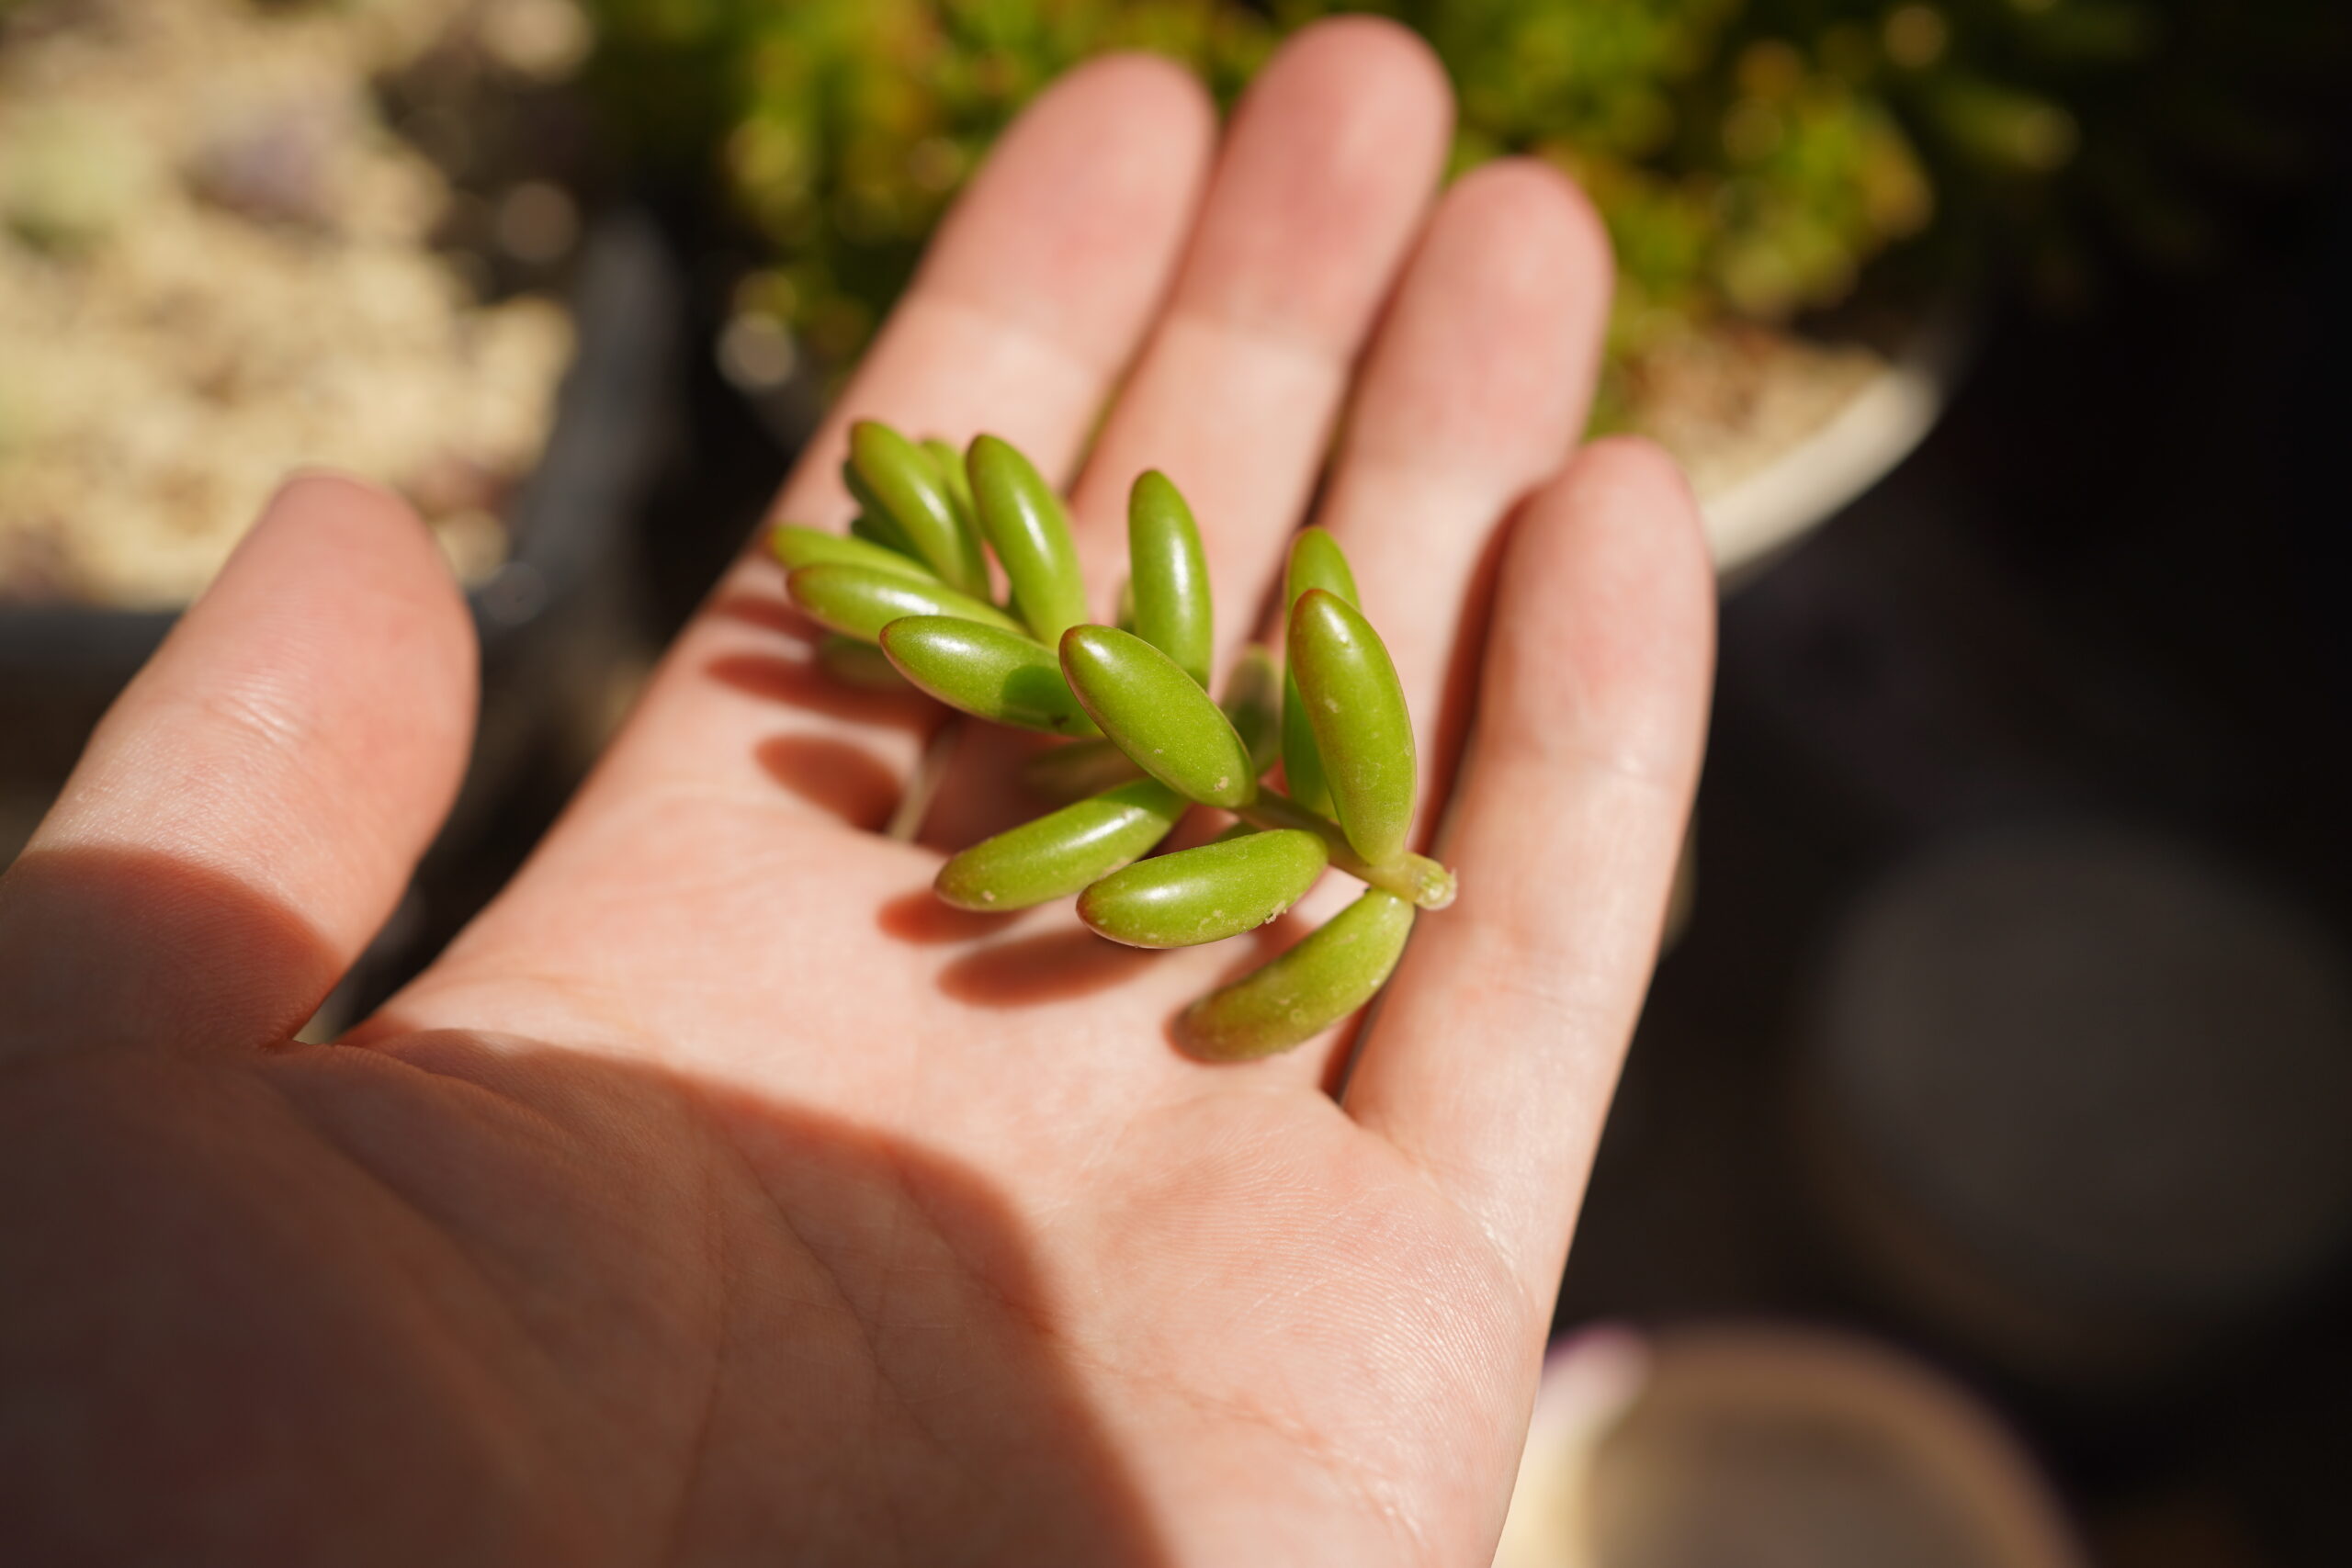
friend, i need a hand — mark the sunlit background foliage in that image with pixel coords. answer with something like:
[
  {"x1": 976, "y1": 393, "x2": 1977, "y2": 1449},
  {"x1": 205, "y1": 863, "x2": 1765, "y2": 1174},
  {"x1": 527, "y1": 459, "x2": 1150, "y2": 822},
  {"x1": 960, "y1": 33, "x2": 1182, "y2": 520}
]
[{"x1": 583, "y1": 0, "x2": 2342, "y2": 417}]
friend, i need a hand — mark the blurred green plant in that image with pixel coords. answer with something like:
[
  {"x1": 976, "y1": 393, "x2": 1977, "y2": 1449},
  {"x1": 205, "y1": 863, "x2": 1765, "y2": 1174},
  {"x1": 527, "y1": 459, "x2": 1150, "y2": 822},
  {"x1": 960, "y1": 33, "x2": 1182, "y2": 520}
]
[{"x1": 583, "y1": 0, "x2": 2344, "y2": 411}]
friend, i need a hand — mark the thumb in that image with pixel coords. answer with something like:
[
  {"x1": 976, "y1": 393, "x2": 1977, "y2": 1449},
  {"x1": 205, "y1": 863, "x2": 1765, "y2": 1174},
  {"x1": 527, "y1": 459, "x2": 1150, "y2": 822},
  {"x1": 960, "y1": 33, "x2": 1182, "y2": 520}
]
[{"x1": 0, "y1": 475, "x2": 478, "y2": 1062}]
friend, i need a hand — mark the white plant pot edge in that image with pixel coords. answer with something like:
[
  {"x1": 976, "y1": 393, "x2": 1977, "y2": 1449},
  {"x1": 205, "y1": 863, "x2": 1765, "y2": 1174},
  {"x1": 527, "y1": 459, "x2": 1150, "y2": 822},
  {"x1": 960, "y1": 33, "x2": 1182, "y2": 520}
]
[
  {"x1": 1702, "y1": 306, "x2": 1974, "y2": 587},
  {"x1": 1491, "y1": 1322, "x2": 2085, "y2": 1568}
]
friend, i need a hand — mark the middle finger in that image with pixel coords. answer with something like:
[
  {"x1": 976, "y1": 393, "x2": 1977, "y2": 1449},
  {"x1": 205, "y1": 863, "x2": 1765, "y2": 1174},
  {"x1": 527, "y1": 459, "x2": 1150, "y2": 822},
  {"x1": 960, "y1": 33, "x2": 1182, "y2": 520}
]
[
  {"x1": 1065, "y1": 17, "x2": 1453, "y2": 653},
  {"x1": 923, "y1": 17, "x2": 1453, "y2": 851}
]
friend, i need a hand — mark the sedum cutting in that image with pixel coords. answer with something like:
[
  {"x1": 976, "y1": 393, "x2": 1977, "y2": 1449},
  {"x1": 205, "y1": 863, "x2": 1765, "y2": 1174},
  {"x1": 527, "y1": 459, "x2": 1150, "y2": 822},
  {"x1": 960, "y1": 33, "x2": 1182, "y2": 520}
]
[{"x1": 775, "y1": 422, "x2": 1456, "y2": 1061}]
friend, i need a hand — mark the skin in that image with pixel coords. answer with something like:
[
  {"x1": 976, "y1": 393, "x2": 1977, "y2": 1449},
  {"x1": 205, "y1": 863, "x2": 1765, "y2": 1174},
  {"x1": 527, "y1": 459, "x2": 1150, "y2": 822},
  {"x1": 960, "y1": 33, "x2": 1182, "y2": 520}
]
[{"x1": 0, "y1": 21, "x2": 1713, "y2": 1568}]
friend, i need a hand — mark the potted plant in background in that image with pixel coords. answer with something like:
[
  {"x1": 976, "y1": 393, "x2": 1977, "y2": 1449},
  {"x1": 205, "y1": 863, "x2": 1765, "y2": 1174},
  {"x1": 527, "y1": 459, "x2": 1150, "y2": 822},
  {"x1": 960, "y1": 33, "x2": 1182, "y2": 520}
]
[
  {"x1": 0, "y1": 0, "x2": 675, "y2": 873},
  {"x1": 0, "y1": 0, "x2": 683, "y2": 1033},
  {"x1": 580, "y1": 0, "x2": 2341, "y2": 576}
]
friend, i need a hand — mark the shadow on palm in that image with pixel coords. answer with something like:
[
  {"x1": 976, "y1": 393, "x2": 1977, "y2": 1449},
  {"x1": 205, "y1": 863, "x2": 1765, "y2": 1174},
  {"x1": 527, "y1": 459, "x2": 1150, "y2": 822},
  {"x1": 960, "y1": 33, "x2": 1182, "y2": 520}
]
[{"x1": 1, "y1": 845, "x2": 1172, "y2": 1562}]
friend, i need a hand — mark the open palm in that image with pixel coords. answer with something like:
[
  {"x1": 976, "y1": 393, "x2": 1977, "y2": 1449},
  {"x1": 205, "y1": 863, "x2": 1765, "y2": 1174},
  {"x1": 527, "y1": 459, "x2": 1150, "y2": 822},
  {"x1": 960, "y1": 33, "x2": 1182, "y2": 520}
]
[{"x1": 0, "y1": 21, "x2": 1711, "y2": 1566}]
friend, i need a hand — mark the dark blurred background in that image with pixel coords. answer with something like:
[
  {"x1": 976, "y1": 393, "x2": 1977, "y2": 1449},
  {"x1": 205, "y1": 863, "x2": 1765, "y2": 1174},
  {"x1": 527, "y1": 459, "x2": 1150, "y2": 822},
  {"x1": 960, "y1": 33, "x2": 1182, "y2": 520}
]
[{"x1": 4, "y1": 2, "x2": 2348, "y2": 1563}]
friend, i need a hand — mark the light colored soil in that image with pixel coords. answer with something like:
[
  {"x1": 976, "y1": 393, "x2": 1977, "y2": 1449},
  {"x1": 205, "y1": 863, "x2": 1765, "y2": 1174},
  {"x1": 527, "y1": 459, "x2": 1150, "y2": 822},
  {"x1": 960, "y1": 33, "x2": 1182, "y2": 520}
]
[
  {"x1": 0, "y1": 0, "x2": 584, "y2": 607},
  {"x1": 1625, "y1": 320, "x2": 1888, "y2": 502}
]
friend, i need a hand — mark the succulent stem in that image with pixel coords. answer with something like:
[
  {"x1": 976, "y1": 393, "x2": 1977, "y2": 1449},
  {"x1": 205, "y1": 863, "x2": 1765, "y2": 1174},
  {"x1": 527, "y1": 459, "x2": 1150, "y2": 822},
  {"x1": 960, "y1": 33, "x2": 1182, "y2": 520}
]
[{"x1": 1236, "y1": 791, "x2": 1456, "y2": 911}]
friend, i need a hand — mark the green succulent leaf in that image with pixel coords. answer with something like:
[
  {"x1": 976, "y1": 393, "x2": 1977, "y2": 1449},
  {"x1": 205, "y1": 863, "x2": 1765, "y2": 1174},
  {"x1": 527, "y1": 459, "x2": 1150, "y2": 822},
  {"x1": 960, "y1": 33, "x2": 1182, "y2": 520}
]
[
  {"x1": 1238, "y1": 790, "x2": 1455, "y2": 911},
  {"x1": 1174, "y1": 889, "x2": 1416, "y2": 1060},
  {"x1": 1219, "y1": 643, "x2": 1281, "y2": 779},
  {"x1": 786, "y1": 562, "x2": 1023, "y2": 643},
  {"x1": 1059, "y1": 625, "x2": 1258, "y2": 810},
  {"x1": 968, "y1": 434, "x2": 1091, "y2": 647},
  {"x1": 849, "y1": 513, "x2": 920, "y2": 561},
  {"x1": 1078, "y1": 829, "x2": 1327, "y2": 950},
  {"x1": 934, "y1": 779, "x2": 1185, "y2": 912},
  {"x1": 772, "y1": 521, "x2": 937, "y2": 581},
  {"x1": 1126, "y1": 469, "x2": 1213, "y2": 689},
  {"x1": 1283, "y1": 526, "x2": 1359, "y2": 605},
  {"x1": 1288, "y1": 587, "x2": 1416, "y2": 867},
  {"x1": 849, "y1": 420, "x2": 991, "y2": 597},
  {"x1": 921, "y1": 436, "x2": 979, "y2": 537},
  {"x1": 878, "y1": 615, "x2": 1096, "y2": 735},
  {"x1": 842, "y1": 467, "x2": 916, "y2": 558},
  {"x1": 1281, "y1": 526, "x2": 1359, "y2": 818}
]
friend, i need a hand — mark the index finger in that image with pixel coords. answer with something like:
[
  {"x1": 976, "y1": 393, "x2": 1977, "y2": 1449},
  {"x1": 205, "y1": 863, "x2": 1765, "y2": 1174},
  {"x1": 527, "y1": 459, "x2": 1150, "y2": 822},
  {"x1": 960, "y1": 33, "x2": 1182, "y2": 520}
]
[{"x1": 573, "y1": 54, "x2": 1218, "y2": 828}]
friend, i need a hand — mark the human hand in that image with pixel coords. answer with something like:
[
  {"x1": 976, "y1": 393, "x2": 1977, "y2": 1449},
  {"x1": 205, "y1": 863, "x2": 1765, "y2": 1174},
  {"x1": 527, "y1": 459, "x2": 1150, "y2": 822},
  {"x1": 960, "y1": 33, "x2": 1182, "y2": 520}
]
[{"x1": 0, "y1": 19, "x2": 1712, "y2": 1565}]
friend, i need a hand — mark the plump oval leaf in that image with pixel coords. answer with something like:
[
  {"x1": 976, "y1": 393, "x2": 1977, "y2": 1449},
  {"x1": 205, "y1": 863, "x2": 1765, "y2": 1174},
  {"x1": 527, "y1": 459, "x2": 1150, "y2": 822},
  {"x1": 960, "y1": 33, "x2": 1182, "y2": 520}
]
[
  {"x1": 786, "y1": 563, "x2": 1023, "y2": 643},
  {"x1": 968, "y1": 434, "x2": 1091, "y2": 647},
  {"x1": 849, "y1": 420, "x2": 991, "y2": 597},
  {"x1": 1127, "y1": 470, "x2": 1213, "y2": 688},
  {"x1": 933, "y1": 780, "x2": 1185, "y2": 912},
  {"x1": 1078, "y1": 829, "x2": 1327, "y2": 949},
  {"x1": 1237, "y1": 792, "x2": 1457, "y2": 910},
  {"x1": 843, "y1": 465, "x2": 916, "y2": 558},
  {"x1": 1059, "y1": 625, "x2": 1258, "y2": 810},
  {"x1": 921, "y1": 436, "x2": 978, "y2": 536},
  {"x1": 772, "y1": 522, "x2": 937, "y2": 581},
  {"x1": 1174, "y1": 889, "x2": 1416, "y2": 1060},
  {"x1": 878, "y1": 616, "x2": 1096, "y2": 735},
  {"x1": 1286, "y1": 525, "x2": 1359, "y2": 604},
  {"x1": 1281, "y1": 526, "x2": 1360, "y2": 817},
  {"x1": 1289, "y1": 587, "x2": 1415, "y2": 866}
]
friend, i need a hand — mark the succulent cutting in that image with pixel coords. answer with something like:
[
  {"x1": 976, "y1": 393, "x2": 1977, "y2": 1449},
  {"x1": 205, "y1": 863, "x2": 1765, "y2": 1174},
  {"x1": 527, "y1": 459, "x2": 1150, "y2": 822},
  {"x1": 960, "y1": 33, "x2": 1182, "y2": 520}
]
[{"x1": 774, "y1": 420, "x2": 1456, "y2": 1061}]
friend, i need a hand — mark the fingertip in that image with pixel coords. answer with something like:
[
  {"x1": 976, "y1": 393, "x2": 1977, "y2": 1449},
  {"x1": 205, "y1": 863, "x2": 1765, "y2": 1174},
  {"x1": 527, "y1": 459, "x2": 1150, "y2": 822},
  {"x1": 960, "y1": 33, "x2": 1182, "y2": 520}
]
[
  {"x1": 1339, "y1": 158, "x2": 1614, "y2": 479},
  {"x1": 254, "y1": 469, "x2": 460, "y2": 599},
  {"x1": 1563, "y1": 434, "x2": 1694, "y2": 502},
  {"x1": 1274, "y1": 14, "x2": 1454, "y2": 132},
  {"x1": 1178, "y1": 15, "x2": 1454, "y2": 346},
  {"x1": 1555, "y1": 434, "x2": 1713, "y2": 593},
  {"x1": 921, "y1": 48, "x2": 1216, "y2": 364},
  {"x1": 241, "y1": 469, "x2": 480, "y2": 738},
  {"x1": 1056, "y1": 49, "x2": 1219, "y2": 145},
  {"x1": 1523, "y1": 438, "x2": 1708, "y2": 581},
  {"x1": 1003, "y1": 46, "x2": 1219, "y2": 206},
  {"x1": 267, "y1": 466, "x2": 411, "y2": 521},
  {"x1": 1493, "y1": 438, "x2": 1714, "y2": 784},
  {"x1": 1443, "y1": 158, "x2": 1612, "y2": 294}
]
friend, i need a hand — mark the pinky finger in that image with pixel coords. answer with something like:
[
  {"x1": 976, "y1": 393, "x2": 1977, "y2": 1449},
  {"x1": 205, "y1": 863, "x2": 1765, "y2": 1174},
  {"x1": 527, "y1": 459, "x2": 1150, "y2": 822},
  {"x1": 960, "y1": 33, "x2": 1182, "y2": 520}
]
[{"x1": 1341, "y1": 439, "x2": 1714, "y2": 1305}]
